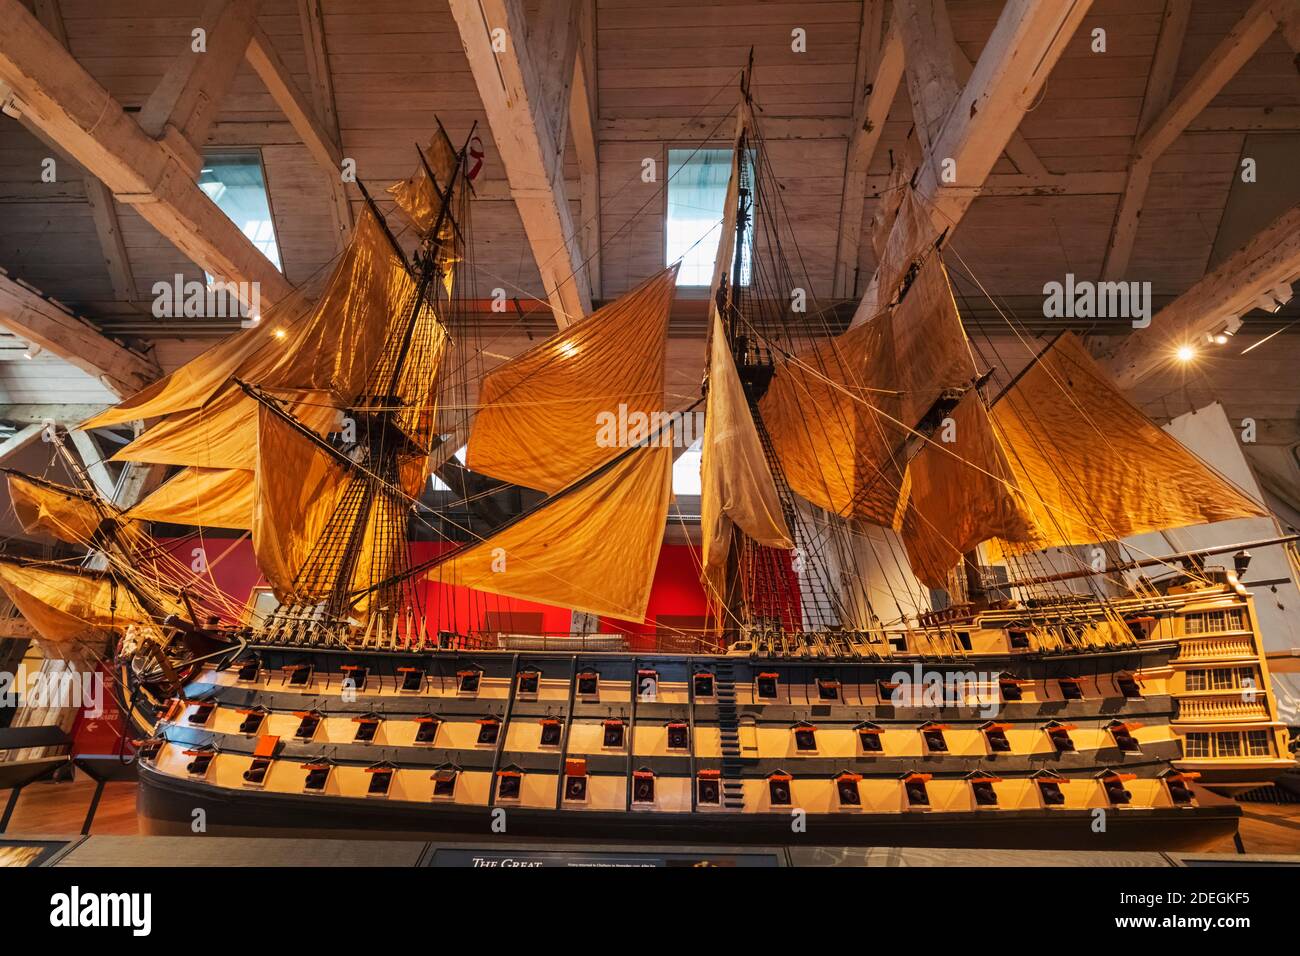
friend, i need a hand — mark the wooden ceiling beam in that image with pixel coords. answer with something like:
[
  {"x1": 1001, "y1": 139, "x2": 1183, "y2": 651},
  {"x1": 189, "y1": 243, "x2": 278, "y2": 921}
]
[
  {"x1": 246, "y1": 20, "x2": 351, "y2": 252},
  {"x1": 67, "y1": 429, "x2": 115, "y2": 499},
  {"x1": 833, "y1": 1, "x2": 902, "y2": 299},
  {"x1": 31, "y1": 0, "x2": 137, "y2": 303},
  {"x1": 896, "y1": 0, "x2": 961, "y2": 154},
  {"x1": 0, "y1": 423, "x2": 44, "y2": 464},
  {"x1": 0, "y1": 404, "x2": 110, "y2": 426},
  {"x1": 0, "y1": 269, "x2": 159, "y2": 398},
  {"x1": 137, "y1": 0, "x2": 265, "y2": 174},
  {"x1": 0, "y1": 0, "x2": 292, "y2": 304},
  {"x1": 947, "y1": 32, "x2": 1046, "y2": 176},
  {"x1": 911, "y1": 0, "x2": 1093, "y2": 232},
  {"x1": 296, "y1": 0, "x2": 352, "y2": 251},
  {"x1": 449, "y1": 0, "x2": 591, "y2": 327},
  {"x1": 569, "y1": 0, "x2": 601, "y2": 299},
  {"x1": 850, "y1": 0, "x2": 1093, "y2": 325},
  {"x1": 529, "y1": 0, "x2": 580, "y2": 151},
  {"x1": 1101, "y1": 203, "x2": 1300, "y2": 389},
  {"x1": 1276, "y1": 0, "x2": 1300, "y2": 51},
  {"x1": 1101, "y1": 0, "x2": 1276, "y2": 281}
]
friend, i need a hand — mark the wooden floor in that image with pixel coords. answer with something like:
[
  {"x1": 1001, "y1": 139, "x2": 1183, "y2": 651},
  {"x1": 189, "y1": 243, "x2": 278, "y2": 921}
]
[{"x1": 4, "y1": 770, "x2": 1300, "y2": 855}]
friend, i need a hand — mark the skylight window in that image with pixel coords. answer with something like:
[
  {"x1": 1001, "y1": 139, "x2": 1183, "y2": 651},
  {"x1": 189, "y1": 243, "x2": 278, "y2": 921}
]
[
  {"x1": 199, "y1": 151, "x2": 282, "y2": 272},
  {"x1": 665, "y1": 148, "x2": 752, "y2": 286},
  {"x1": 672, "y1": 438, "x2": 702, "y2": 495}
]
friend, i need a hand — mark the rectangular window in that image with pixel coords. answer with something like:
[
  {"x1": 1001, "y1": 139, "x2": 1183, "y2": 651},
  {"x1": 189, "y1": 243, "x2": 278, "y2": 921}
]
[
  {"x1": 1189, "y1": 666, "x2": 1255, "y2": 691},
  {"x1": 665, "y1": 148, "x2": 752, "y2": 287},
  {"x1": 1210, "y1": 668, "x2": 1236, "y2": 690},
  {"x1": 199, "y1": 151, "x2": 282, "y2": 271},
  {"x1": 1245, "y1": 730, "x2": 1272, "y2": 757},
  {"x1": 1215, "y1": 732, "x2": 1243, "y2": 757},
  {"x1": 1183, "y1": 732, "x2": 1211, "y2": 758},
  {"x1": 1183, "y1": 608, "x2": 1246, "y2": 635}
]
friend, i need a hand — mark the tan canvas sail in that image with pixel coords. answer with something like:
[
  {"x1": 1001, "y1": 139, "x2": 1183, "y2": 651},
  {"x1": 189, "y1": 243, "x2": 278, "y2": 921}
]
[
  {"x1": 6, "y1": 472, "x2": 147, "y2": 548},
  {"x1": 251, "y1": 409, "x2": 429, "y2": 607},
  {"x1": 760, "y1": 318, "x2": 898, "y2": 522},
  {"x1": 111, "y1": 384, "x2": 338, "y2": 470},
  {"x1": 896, "y1": 392, "x2": 1034, "y2": 588},
  {"x1": 388, "y1": 129, "x2": 463, "y2": 247},
  {"x1": 80, "y1": 277, "x2": 323, "y2": 431},
  {"x1": 431, "y1": 444, "x2": 673, "y2": 622},
  {"x1": 0, "y1": 560, "x2": 175, "y2": 643},
  {"x1": 126, "y1": 467, "x2": 255, "y2": 530},
  {"x1": 466, "y1": 265, "x2": 678, "y2": 493},
  {"x1": 699, "y1": 313, "x2": 792, "y2": 603},
  {"x1": 873, "y1": 186, "x2": 935, "y2": 310},
  {"x1": 109, "y1": 207, "x2": 416, "y2": 471},
  {"x1": 990, "y1": 333, "x2": 1267, "y2": 552},
  {"x1": 251, "y1": 407, "x2": 351, "y2": 603},
  {"x1": 761, "y1": 256, "x2": 975, "y2": 526}
]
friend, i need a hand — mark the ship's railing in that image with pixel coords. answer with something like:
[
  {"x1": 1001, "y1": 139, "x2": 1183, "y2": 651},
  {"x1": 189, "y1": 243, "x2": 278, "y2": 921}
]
[
  {"x1": 1174, "y1": 635, "x2": 1257, "y2": 661},
  {"x1": 1175, "y1": 693, "x2": 1270, "y2": 722},
  {"x1": 472, "y1": 631, "x2": 728, "y2": 655}
]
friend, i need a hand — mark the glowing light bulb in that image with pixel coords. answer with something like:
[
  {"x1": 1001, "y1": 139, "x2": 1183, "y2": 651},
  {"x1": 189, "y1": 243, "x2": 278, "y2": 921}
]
[{"x1": 1175, "y1": 344, "x2": 1196, "y2": 363}]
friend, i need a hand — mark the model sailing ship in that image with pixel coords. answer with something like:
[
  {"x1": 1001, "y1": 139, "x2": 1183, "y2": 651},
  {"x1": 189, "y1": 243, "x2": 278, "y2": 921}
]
[{"x1": 0, "y1": 69, "x2": 1294, "y2": 850}]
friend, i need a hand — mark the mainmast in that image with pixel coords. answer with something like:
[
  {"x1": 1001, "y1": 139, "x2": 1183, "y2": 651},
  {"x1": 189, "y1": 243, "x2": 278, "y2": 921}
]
[{"x1": 276, "y1": 129, "x2": 473, "y2": 625}]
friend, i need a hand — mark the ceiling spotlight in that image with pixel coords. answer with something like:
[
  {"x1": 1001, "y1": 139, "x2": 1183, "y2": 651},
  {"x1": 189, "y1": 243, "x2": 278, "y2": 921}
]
[
  {"x1": 23, "y1": 344, "x2": 41, "y2": 360},
  {"x1": 1253, "y1": 294, "x2": 1282, "y2": 314},
  {"x1": 1204, "y1": 315, "x2": 1244, "y2": 346},
  {"x1": 1175, "y1": 344, "x2": 1196, "y2": 363},
  {"x1": 273, "y1": 328, "x2": 287, "y2": 340}
]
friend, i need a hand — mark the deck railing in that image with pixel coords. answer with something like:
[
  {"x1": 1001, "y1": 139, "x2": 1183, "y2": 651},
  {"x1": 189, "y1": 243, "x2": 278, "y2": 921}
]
[
  {"x1": 1174, "y1": 635, "x2": 1257, "y2": 662},
  {"x1": 1175, "y1": 693, "x2": 1270, "y2": 722}
]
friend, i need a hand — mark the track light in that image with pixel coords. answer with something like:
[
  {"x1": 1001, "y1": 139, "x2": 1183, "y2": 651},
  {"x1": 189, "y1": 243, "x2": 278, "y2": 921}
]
[{"x1": 1204, "y1": 315, "x2": 1242, "y2": 346}]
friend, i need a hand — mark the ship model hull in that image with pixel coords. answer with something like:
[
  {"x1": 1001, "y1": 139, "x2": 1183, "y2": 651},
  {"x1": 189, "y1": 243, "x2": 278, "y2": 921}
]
[
  {"x1": 119, "y1": 579, "x2": 1288, "y2": 851},
  {"x1": 134, "y1": 761, "x2": 1241, "y2": 851},
  {"x1": 1, "y1": 90, "x2": 1292, "y2": 857}
]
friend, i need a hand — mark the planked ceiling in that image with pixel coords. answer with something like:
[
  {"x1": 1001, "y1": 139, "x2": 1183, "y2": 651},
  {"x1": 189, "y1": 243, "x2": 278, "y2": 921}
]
[{"x1": 0, "y1": 0, "x2": 1298, "y2": 421}]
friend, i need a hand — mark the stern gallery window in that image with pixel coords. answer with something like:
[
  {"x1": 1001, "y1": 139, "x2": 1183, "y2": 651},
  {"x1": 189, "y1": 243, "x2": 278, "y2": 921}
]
[{"x1": 665, "y1": 148, "x2": 753, "y2": 287}]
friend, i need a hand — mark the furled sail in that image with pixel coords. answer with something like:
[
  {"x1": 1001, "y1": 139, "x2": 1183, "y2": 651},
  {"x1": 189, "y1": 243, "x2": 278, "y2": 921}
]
[
  {"x1": 430, "y1": 444, "x2": 674, "y2": 622},
  {"x1": 699, "y1": 313, "x2": 793, "y2": 603},
  {"x1": 0, "y1": 560, "x2": 176, "y2": 643},
  {"x1": 988, "y1": 333, "x2": 1267, "y2": 553},
  {"x1": 5, "y1": 472, "x2": 147, "y2": 548},
  {"x1": 125, "y1": 467, "x2": 254, "y2": 530},
  {"x1": 466, "y1": 265, "x2": 678, "y2": 493}
]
